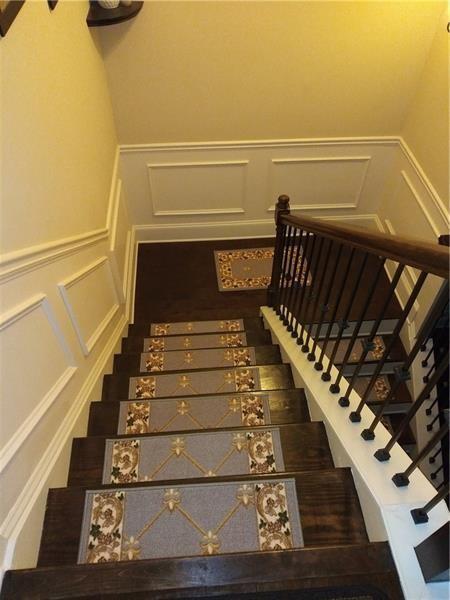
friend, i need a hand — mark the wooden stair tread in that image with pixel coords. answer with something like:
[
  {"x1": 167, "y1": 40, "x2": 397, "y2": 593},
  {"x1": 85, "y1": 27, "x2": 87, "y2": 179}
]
[
  {"x1": 87, "y1": 389, "x2": 311, "y2": 436},
  {"x1": 68, "y1": 422, "x2": 333, "y2": 487},
  {"x1": 37, "y1": 468, "x2": 368, "y2": 568},
  {"x1": 3, "y1": 542, "x2": 403, "y2": 599},
  {"x1": 112, "y1": 345, "x2": 282, "y2": 374},
  {"x1": 102, "y1": 364, "x2": 295, "y2": 402}
]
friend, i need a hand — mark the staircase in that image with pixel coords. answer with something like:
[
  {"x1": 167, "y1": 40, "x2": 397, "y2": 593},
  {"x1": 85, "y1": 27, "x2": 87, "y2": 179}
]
[{"x1": 1, "y1": 315, "x2": 405, "y2": 598}]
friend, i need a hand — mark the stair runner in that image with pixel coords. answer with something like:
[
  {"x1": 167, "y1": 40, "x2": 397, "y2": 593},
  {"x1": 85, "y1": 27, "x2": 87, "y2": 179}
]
[{"x1": 2, "y1": 317, "x2": 405, "y2": 599}]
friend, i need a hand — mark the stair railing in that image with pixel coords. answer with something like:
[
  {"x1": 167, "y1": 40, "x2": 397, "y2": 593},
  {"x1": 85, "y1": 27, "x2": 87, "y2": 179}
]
[{"x1": 268, "y1": 195, "x2": 450, "y2": 523}]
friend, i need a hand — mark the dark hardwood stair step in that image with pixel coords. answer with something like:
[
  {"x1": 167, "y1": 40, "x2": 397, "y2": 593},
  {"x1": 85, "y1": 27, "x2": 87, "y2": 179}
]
[
  {"x1": 112, "y1": 345, "x2": 282, "y2": 374},
  {"x1": 122, "y1": 328, "x2": 273, "y2": 353},
  {"x1": 2, "y1": 542, "x2": 404, "y2": 599},
  {"x1": 102, "y1": 365, "x2": 295, "y2": 402},
  {"x1": 128, "y1": 317, "x2": 266, "y2": 338},
  {"x1": 68, "y1": 422, "x2": 333, "y2": 487},
  {"x1": 87, "y1": 389, "x2": 311, "y2": 436},
  {"x1": 37, "y1": 468, "x2": 368, "y2": 568}
]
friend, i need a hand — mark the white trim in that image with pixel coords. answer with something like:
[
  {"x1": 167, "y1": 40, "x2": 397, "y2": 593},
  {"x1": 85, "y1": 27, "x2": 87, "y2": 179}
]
[
  {"x1": 108, "y1": 178, "x2": 123, "y2": 254},
  {"x1": 105, "y1": 146, "x2": 120, "y2": 233},
  {"x1": 58, "y1": 257, "x2": 119, "y2": 356},
  {"x1": 120, "y1": 136, "x2": 400, "y2": 153},
  {"x1": 147, "y1": 160, "x2": 248, "y2": 217},
  {"x1": 128, "y1": 228, "x2": 138, "y2": 324},
  {"x1": 400, "y1": 171, "x2": 441, "y2": 238},
  {"x1": 0, "y1": 367, "x2": 77, "y2": 474},
  {"x1": 268, "y1": 202, "x2": 358, "y2": 212},
  {"x1": 0, "y1": 314, "x2": 128, "y2": 574},
  {"x1": 0, "y1": 229, "x2": 108, "y2": 284},
  {"x1": 398, "y1": 138, "x2": 449, "y2": 226}
]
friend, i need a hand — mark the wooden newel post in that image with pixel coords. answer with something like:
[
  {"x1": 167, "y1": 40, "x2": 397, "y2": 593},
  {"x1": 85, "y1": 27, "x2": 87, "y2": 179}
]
[{"x1": 267, "y1": 195, "x2": 291, "y2": 307}]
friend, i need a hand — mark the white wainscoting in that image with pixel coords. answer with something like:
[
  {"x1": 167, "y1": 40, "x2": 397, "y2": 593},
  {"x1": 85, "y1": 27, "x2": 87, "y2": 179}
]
[
  {"x1": 119, "y1": 137, "x2": 399, "y2": 240},
  {"x1": 0, "y1": 146, "x2": 133, "y2": 575}
]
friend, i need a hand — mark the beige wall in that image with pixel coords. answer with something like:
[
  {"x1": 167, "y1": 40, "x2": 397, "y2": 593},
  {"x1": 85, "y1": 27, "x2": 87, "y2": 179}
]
[
  {"x1": 99, "y1": 1, "x2": 445, "y2": 144},
  {"x1": 401, "y1": 8, "x2": 449, "y2": 204},
  {"x1": 1, "y1": 0, "x2": 118, "y2": 255}
]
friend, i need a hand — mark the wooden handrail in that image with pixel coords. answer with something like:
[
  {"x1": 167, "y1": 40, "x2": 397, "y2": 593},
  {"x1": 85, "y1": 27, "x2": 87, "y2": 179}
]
[{"x1": 280, "y1": 213, "x2": 449, "y2": 279}]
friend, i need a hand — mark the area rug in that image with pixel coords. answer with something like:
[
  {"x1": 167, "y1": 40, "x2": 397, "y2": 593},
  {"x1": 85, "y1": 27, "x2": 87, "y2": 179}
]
[
  {"x1": 214, "y1": 247, "x2": 311, "y2": 292},
  {"x1": 117, "y1": 393, "x2": 272, "y2": 434},
  {"x1": 150, "y1": 320, "x2": 244, "y2": 336},
  {"x1": 129, "y1": 367, "x2": 261, "y2": 400},
  {"x1": 139, "y1": 347, "x2": 257, "y2": 373},
  {"x1": 78, "y1": 477, "x2": 303, "y2": 563},
  {"x1": 102, "y1": 427, "x2": 284, "y2": 484},
  {"x1": 142, "y1": 332, "x2": 248, "y2": 352}
]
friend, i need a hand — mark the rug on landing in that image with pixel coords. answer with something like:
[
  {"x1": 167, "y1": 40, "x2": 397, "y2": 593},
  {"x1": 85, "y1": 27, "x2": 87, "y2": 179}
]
[
  {"x1": 77, "y1": 478, "x2": 303, "y2": 563},
  {"x1": 150, "y1": 320, "x2": 244, "y2": 336},
  {"x1": 139, "y1": 347, "x2": 257, "y2": 373},
  {"x1": 142, "y1": 332, "x2": 248, "y2": 352},
  {"x1": 117, "y1": 393, "x2": 272, "y2": 434},
  {"x1": 129, "y1": 367, "x2": 261, "y2": 400},
  {"x1": 103, "y1": 427, "x2": 284, "y2": 483},
  {"x1": 214, "y1": 247, "x2": 311, "y2": 292}
]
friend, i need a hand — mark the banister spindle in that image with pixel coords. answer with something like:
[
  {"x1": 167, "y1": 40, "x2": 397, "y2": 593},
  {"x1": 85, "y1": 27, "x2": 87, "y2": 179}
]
[
  {"x1": 277, "y1": 225, "x2": 294, "y2": 320},
  {"x1": 317, "y1": 247, "x2": 356, "y2": 377},
  {"x1": 330, "y1": 256, "x2": 386, "y2": 400},
  {"x1": 391, "y1": 425, "x2": 448, "y2": 487},
  {"x1": 303, "y1": 238, "x2": 334, "y2": 360},
  {"x1": 267, "y1": 195, "x2": 290, "y2": 309},
  {"x1": 362, "y1": 283, "x2": 449, "y2": 439},
  {"x1": 340, "y1": 262, "x2": 405, "y2": 413},
  {"x1": 411, "y1": 486, "x2": 450, "y2": 523},
  {"x1": 292, "y1": 233, "x2": 317, "y2": 341},
  {"x1": 351, "y1": 271, "x2": 428, "y2": 427},
  {"x1": 374, "y1": 351, "x2": 449, "y2": 462},
  {"x1": 299, "y1": 236, "x2": 326, "y2": 349},
  {"x1": 280, "y1": 227, "x2": 299, "y2": 325},
  {"x1": 284, "y1": 229, "x2": 304, "y2": 331},
  {"x1": 310, "y1": 242, "x2": 343, "y2": 368}
]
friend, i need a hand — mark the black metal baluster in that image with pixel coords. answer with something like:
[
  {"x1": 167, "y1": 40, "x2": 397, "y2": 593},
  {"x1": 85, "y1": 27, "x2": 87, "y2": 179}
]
[
  {"x1": 293, "y1": 233, "x2": 317, "y2": 341},
  {"x1": 341, "y1": 262, "x2": 405, "y2": 411},
  {"x1": 310, "y1": 242, "x2": 344, "y2": 369},
  {"x1": 391, "y1": 425, "x2": 448, "y2": 486},
  {"x1": 423, "y1": 363, "x2": 436, "y2": 383},
  {"x1": 330, "y1": 256, "x2": 385, "y2": 400},
  {"x1": 431, "y1": 465, "x2": 444, "y2": 480},
  {"x1": 421, "y1": 346, "x2": 435, "y2": 367},
  {"x1": 353, "y1": 271, "x2": 427, "y2": 427},
  {"x1": 280, "y1": 227, "x2": 299, "y2": 324},
  {"x1": 320, "y1": 248, "x2": 362, "y2": 383},
  {"x1": 268, "y1": 195, "x2": 290, "y2": 311},
  {"x1": 276, "y1": 225, "x2": 292, "y2": 318},
  {"x1": 303, "y1": 238, "x2": 334, "y2": 360},
  {"x1": 284, "y1": 229, "x2": 304, "y2": 331},
  {"x1": 374, "y1": 351, "x2": 449, "y2": 461},
  {"x1": 427, "y1": 413, "x2": 441, "y2": 432},
  {"x1": 426, "y1": 397, "x2": 440, "y2": 416},
  {"x1": 288, "y1": 231, "x2": 310, "y2": 334},
  {"x1": 314, "y1": 248, "x2": 355, "y2": 381},
  {"x1": 299, "y1": 236, "x2": 326, "y2": 350},
  {"x1": 429, "y1": 447, "x2": 442, "y2": 464},
  {"x1": 363, "y1": 284, "x2": 449, "y2": 438},
  {"x1": 411, "y1": 486, "x2": 449, "y2": 523}
]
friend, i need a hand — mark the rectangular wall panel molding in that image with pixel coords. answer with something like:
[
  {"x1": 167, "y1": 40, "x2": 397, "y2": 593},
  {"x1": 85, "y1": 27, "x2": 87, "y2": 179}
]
[
  {"x1": 147, "y1": 160, "x2": 248, "y2": 216},
  {"x1": 267, "y1": 156, "x2": 371, "y2": 211},
  {"x1": 58, "y1": 256, "x2": 120, "y2": 356}
]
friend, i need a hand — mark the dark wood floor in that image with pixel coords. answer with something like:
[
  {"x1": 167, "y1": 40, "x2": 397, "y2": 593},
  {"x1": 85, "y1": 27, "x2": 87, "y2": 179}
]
[{"x1": 133, "y1": 239, "x2": 403, "y2": 325}]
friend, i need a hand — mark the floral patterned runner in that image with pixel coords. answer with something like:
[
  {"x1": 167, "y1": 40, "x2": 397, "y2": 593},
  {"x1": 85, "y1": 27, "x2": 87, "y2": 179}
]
[
  {"x1": 78, "y1": 477, "x2": 303, "y2": 563},
  {"x1": 150, "y1": 320, "x2": 244, "y2": 336},
  {"x1": 142, "y1": 332, "x2": 248, "y2": 352},
  {"x1": 139, "y1": 347, "x2": 257, "y2": 373},
  {"x1": 128, "y1": 367, "x2": 261, "y2": 400},
  {"x1": 117, "y1": 393, "x2": 272, "y2": 434},
  {"x1": 353, "y1": 375, "x2": 391, "y2": 402},
  {"x1": 321, "y1": 336, "x2": 386, "y2": 364},
  {"x1": 214, "y1": 247, "x2": 311, "y2": 292},
  {"x1": 103, "y1": 427, "x2": 284, "y2": 484}
]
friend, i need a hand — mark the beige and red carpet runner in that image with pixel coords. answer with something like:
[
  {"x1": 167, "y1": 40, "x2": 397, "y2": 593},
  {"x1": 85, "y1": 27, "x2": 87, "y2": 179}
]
[
  {"x1": 150, "y1": 320, "x2": 244, "y2": 336},
  {"x1": 78, "y1": 478, "x2": 303, "y2": 563},
  {"x1": 117, "y1": 393, "x2": 271, "y2": 434},
  {"x1": 142, "y1": 332, "x2": 248, "y2": 352},
  {"x1": 139, "y1": 347, "x2": 257, "y2": 372}
]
